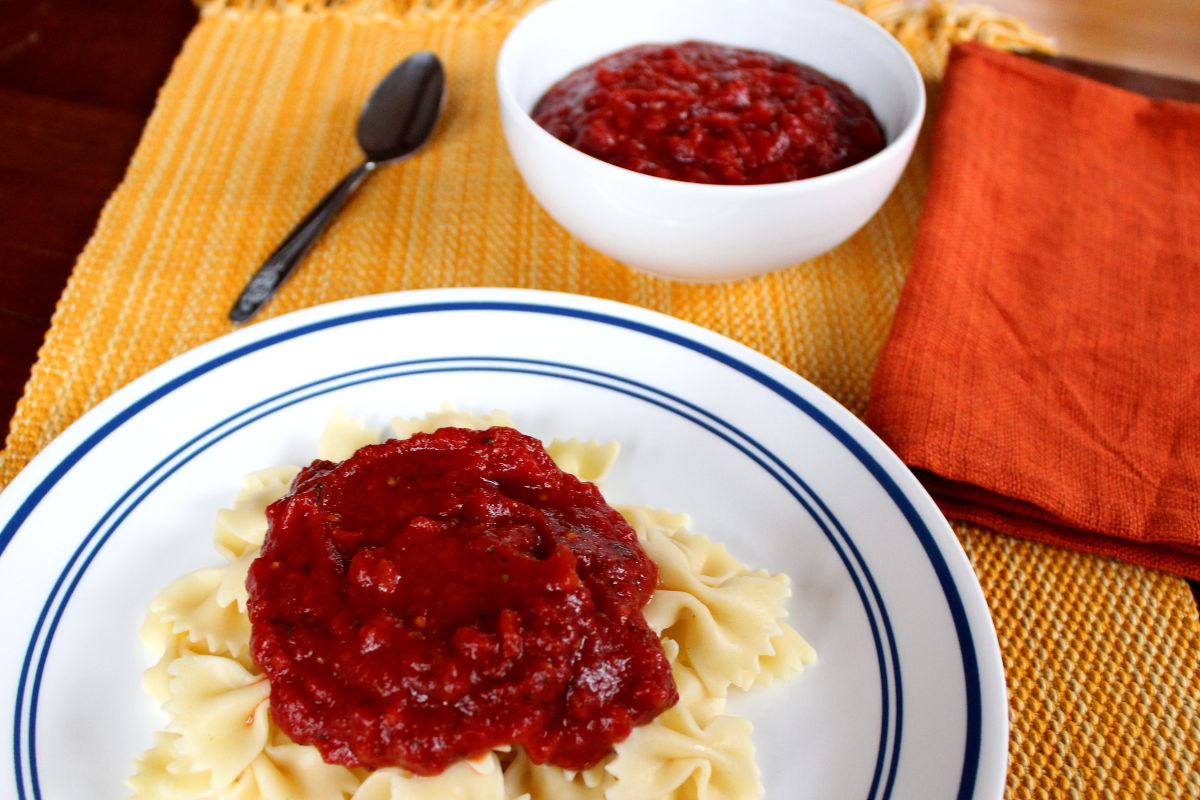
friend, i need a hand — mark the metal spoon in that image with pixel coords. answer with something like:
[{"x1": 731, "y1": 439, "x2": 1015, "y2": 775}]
[{"x1": 230, "y1": 51, "x2": 446, "y2": 323}]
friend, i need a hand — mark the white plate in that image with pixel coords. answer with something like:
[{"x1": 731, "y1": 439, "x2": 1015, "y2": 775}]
[{"x1": 0, "y1": 287, "x2": 1006, "y2": 800}]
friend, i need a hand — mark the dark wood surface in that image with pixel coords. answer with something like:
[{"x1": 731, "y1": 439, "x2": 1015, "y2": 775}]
[
  {"x1": 0, "y1": 0, "x2": 197, "y2": 444},
  {"x1": 1026, "y1": 52, "x2": 1200, "y2": 103},
  {"x1": 0, "y1": 2, "x2": 1197, "y2": 608}
]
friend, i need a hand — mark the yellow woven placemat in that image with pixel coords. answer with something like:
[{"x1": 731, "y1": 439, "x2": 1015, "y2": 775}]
[{"x1": 2, "y1": 1, "x2": 1197, "y2": 796}]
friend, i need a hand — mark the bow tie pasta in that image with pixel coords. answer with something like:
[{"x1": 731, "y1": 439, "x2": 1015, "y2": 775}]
[{"x1": 130, "y1": 406, "x2": 815, "y2": 800}]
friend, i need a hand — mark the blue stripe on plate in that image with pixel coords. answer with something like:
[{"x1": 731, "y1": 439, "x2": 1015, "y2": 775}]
[{"x1": 4, "y1": 300, "x2": 977, "y2": 799}]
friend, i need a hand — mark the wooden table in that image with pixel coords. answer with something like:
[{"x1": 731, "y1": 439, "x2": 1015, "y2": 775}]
[
  {"x1": 991, "y1": 0, "x2": 1200, "y2": 82},
  {"x1": 0, "y1": 0, "x2": 197, "y2": 443},
  {"x1": 0, "y1": 1, "x2": 1197, "y2": 609}
]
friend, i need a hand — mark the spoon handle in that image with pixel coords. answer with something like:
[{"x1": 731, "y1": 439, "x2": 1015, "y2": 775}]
[{"x1": 230, "y1": 161, "x2": 375, "y2": 323}]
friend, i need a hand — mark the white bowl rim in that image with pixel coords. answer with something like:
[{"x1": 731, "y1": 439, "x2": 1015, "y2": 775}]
[{"x1": 496, "y1": 0, "x2": 927, "y2": 194}]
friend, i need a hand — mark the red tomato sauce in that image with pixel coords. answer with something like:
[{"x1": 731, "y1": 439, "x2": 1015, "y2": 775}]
[
  {"x1": 532, "y1": 40, "x2": 886, "y2": 185},
  {"x1": 246, "y1": 426, "x2": 677, "y2": 775}
]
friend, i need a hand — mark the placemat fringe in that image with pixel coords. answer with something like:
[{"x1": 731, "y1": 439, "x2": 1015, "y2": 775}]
[
  {"x1": 194, "y1": 0, "x2": 1056, "y2": 81},
  {"x1": 846, "y1": 0, "x2": 1056, "y2": 78},
  {"x1": 197, "y1": 0, "x2": 546, "y2": 21}
]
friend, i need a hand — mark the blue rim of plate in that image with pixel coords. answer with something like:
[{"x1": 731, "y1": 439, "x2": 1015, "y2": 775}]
[{"x1": 2, "y1": 297, "x2": 983, "y2": 800}]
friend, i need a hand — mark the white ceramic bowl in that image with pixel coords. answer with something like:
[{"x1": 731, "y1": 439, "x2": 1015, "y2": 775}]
[{"x1": 497, "y1": 0, "x2": 926, "y2": 282}]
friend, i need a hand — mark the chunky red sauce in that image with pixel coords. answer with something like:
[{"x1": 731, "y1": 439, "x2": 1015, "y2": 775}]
[
  {"x1": 246, "y1": 426, "x2": 677, "y2": 775},
  {"x1": 532, "y1": 40, "x2": 886, "y2": 185}
]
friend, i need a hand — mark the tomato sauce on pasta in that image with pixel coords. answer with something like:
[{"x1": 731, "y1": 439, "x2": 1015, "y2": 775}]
[{"x1": 246, "y1": 426, "x2": 677, "y2": 776}]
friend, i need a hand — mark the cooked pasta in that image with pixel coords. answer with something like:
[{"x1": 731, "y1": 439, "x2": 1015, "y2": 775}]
[
  {"x1": 213, "y1": 466, "x2": 299, "y2": 561},
  {"x1": 149, "y1": 567, "x2": 252, "y2": 660},
  {"x1": 129, "y1": 406, "x2": 814, "y2": 799},
  {"x1": 352, "y1": 757, "x2": 506, "y2": 800},
  {"x1": 163, "y1": 655, "x2": 271, "y2": 787}
]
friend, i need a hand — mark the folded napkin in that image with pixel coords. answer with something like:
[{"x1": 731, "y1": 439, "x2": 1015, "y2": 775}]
[{"x1": 866, "y1": 42, "x2": 1200, "y2": 579}]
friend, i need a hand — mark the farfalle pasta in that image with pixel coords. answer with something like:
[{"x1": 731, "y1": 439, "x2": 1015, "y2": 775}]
[
  {"x1": 149, "y1": 568, "x2": 252, "y2": 659},
  {"x1": 630, "y1": 510, "x2": 814, "y2": 696},
  {"x1": 213, "y1": 466, "x2": 299, "y2": 561},
  {"x1": 130, "y1": 406, "x2": 814, "y2": 799},
  {"x1": 164, "y1": 655, "x2": 271, "y2": 787}
]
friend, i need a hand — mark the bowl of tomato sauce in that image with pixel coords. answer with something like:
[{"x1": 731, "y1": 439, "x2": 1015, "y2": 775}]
[{"x1": 496, "y1": 0, "x2": 926, "y2": 282}]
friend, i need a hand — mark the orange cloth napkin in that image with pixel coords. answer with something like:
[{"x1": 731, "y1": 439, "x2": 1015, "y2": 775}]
[{"x1": 866, "y1": 42, "x2": 1200, "y2": 578}]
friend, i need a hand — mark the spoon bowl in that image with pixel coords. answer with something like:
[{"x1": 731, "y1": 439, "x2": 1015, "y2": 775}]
[{"x1": 358, "y1": 51, "x2": 447, "y2": 164}]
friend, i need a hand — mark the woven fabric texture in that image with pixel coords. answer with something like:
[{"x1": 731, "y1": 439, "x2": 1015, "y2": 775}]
[
  {"x1": 868, "y1": 42, "x2": 1200, "y2": 578},
  {"x1": 1, "y1": 2, "x2": 1196, "y2": 797}
]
